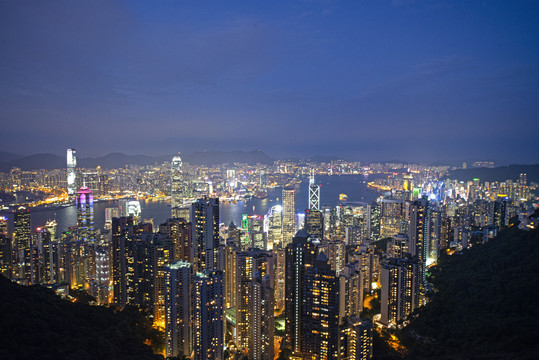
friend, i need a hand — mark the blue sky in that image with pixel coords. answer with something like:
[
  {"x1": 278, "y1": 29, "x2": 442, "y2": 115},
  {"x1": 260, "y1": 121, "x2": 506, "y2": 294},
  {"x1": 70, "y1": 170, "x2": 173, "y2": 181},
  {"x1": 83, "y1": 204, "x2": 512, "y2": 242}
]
[{"x1": 1, "y1": 0, "x2": 538, "y2": 162}]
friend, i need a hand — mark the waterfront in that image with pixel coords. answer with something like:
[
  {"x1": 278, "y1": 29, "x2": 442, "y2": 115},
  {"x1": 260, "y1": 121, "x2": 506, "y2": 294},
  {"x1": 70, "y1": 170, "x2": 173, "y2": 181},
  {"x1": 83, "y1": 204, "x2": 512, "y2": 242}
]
[{"x1": 29, "y1": 174, "x2": 383, "y2": 234}]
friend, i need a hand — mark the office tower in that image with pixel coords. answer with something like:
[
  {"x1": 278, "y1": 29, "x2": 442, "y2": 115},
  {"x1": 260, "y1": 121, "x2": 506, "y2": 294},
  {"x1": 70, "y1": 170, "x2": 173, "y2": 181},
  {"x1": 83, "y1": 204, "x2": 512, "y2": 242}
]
[
  {"x1": 380, "y1": 199, "x2": 404, "y2": 239},
  {"x1": 493, "y1": 195, "x2": 508, "y2": 228},
  {"x1": 340, "y1": 317, "x2": 373, "y2": 360},
  {"x1": 0, "y1": 215, "x2": 10, "y2": 277},
  {"x1": 123, "y1": 200, "x2": 142, "y2": 223},
  {"x1": 14, "y1": 206, "x2": 30, "y2": 280},
  {"x1": 304, "y1": 209, "x2": 324, "y2": 240},
  {"x1": 164, "y1": 260, "x2": 193, "y2": 359},
  {"x1": 318, "y1": 239, "x2": 346, "y2": 276},
  {"x1": 76, "y1": 187, "x2": 95, "y2": 242},
  {"x1": 193, "y1": 270, "x2": 224, "y2": 360},
  {"x1": 301, "y1": 252, "x2": 341, "y2": 359},
  {"x1": 67, "y1": 148, "x2": 77, "y2": 196},
  {"x1": 191, "y1": 198, "x2": 219, "y2": 272},
  {"x1": 380, "y1": 256, "x2": 420, "y2": 327},
  {"x1": 308, "y1": 173, "x2": 320, "y2": 210},
  {"x1": 248, "y1": 215, "x2": 265, "y2": 249},
  {"x1": 346, "y1": 226, "x2": 363, "y2": 246},
  {"x1": 95, "y1": 246, "x2": 109, "y2": 305},
  {"x1": 274, "y1": 248, "x2": 286, "y2": 310},
  {"x1": 111, "y1": 216, "x2": 134, "y2": 307},
  {"x1": 171, "y1": 154, "x2": 185, "y2": 218},
  {"x1": 340, "y1": 263, "x2": 363, "y2": 319},
  {"x1": 285, "y1": 230, "x2": 318, "y2": 355},
  {"x1": 408, "y1": 197, "x2": 429, "y2": 293},
  {"x1": 259, "y1": 169, "x2": 267, "y2": 189},
  {"x1": 234, "y1": 249, "x2": 274, "y2": 354},
  {"x1": 282, "y1": 187, "x2": 296, "y2": 247},
  {"x1": 369, "y1": 202, "x2": 380, "y2": 242},
  {"x1": 36, "y1": 227, "x2": 59, "y2": 285},
  {"x1": 267, "y1": 205, "x2": 283, "y2": 250}
]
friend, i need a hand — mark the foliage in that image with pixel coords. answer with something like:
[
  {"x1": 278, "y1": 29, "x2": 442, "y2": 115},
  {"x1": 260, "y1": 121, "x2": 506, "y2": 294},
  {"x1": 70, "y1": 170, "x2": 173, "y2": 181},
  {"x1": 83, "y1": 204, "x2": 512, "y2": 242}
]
[
  {"x1": 0, "y1": 276, "x2": 163, "y2": 360},
  {"x1": 403, "y1": 227, "x2": 539, "y2": 359}
]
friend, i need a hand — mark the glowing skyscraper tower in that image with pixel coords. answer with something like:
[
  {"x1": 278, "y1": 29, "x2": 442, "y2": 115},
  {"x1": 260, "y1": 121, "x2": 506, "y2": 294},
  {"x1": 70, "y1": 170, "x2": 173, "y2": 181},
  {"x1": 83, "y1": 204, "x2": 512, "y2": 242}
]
[
  {"x1": 308, "y1": 172, "x2": 320, "y2": 210},
  {"x1": 67, "y1": 148, "x2": 77, "y2": 196},
  {"x1": 171, "y1": 154, "x2": 185, "y2": 217},
  {"x1": 76, "y1": 187, "x2": 95, "y2": 242},
  {"x1": 282, "y1": 187, "x2": 296, "y2": 246}
]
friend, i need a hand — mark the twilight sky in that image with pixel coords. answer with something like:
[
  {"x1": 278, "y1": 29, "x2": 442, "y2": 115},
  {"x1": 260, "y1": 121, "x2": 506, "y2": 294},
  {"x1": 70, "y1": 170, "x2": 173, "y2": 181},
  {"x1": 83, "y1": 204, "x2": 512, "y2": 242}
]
[{"x1": 1, "y1": 0, "x2": 538, "y2": 163}]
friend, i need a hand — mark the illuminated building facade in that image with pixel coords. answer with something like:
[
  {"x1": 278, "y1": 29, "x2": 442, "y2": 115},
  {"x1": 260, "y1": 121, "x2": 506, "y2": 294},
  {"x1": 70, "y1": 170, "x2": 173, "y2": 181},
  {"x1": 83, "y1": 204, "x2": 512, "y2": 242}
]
[
  {"x1": 66, "y1": 148, "x2": 77, "y2": 196},
  {"x1": 308, "y1": 173, "x2": 320, "y2": 210},
  {"x1": 380, "y1": 256, "x2": 420, "y2": 327},
  {"x1": 14, "y1": 206, "x2": 31, "y2": 280},
  {"x1": 191, "y1": 198, "x2": 219, "y2": 272},
  {"x1": 408, "y1": 198, "x2": 429, "y2": 293},
  {"x1": 340, "y1": 317, "x2": 373, "y2": 360},
  {"x1": 301, "y1": 252, "x2": 341, "y2": 359},
  {"x1": 285, "y1": 230, "x2": 317, "y2": 355},
  {"x1": 282, "y1": 187, "x2": 296, "y2": 247},
  {"x1": 380, "y1": 199, "x2": 405, "y2": 239},
  {"x1": 76, "y1": 187, "x2": 95, "y2": 242},
  {"x1": 171, "y1": 154, "x2": 185, "y2": 218},
  {"x1": 0, "y1": 215, "x2": 10, "y2": 277},
  {"x1": 267, "y1": 205, "x2": 282, "y2": 250},
  {"x1": 304, "y1": 209, "x2": 324, "y2": 240},
  {"x1": 193, "y1": 269, "x2": 224, "y2": 360},
  {"x1": 165, "y1": 260, "x2": 193, "y2": 359}
]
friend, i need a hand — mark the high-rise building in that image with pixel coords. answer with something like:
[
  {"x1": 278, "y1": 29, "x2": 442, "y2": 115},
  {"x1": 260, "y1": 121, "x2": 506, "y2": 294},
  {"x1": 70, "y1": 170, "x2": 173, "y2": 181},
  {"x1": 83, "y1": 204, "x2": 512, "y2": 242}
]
[
  {"x1": 340, "y1": 264, "x2": 363, "y2": 319},
  {"x1": 380, "y1": 256, "x2": 420, "y2": 327},
  {"x1": 308, "y1": 173, "x2": 320, "y2": 210},
  {"x1": 267, "y1": 205, "x2": 283, "y2": 250},
  {"x1": 76, "y1": 187, "x2": 95, "y2": 242},
  {"x1": 304, "y1": 209, "x2": 324, "y2": 240},
  {"x1": 191, "y1": 198, "x2": 219, "y2": 272},
  {"x1": 193, "y1": 269, "x2": 224, "y2": 360},
  {"x1": 14, "y1": 206, "x2": 30, "y2": 280},
  {"x1": 171, "y1": 154, "x2": 186, "y2": 218},
  {"x1": 234, "y1": 249, "x2": 274, "y2": 356},
  {"x1": 67, "y1": 148, "x2": 77, "y2": 196},
  {"x1": 340, "y1": 317, "x2": 373, "y2": 360},
  {"x1": 380, "y1": 199, "x2": 404, "y2": 239},
  {"x1": 282, "y1": 187, "x2": 296, "y2": 247},
  {"x1": 94, "y1": 246, "x2": 109, "y2": 305},
  {"x1": 285, "y1": 229, "x2": 317, "y2": 355},
  {"x1": 0, "y1": 215, "x2": 11, "y2": 277},
  {"x1": 301, "y1": 252, "x2": 341, "y2": 359},
  {"x1": 408, "y1": 197, "x2": 429, "y2": 293},
  {"x1": 164, "y1": 260, "x2": 193, "y2": 359},
  {"x1": 318, "y1": 239, "x2": 346, "y2": 276}
]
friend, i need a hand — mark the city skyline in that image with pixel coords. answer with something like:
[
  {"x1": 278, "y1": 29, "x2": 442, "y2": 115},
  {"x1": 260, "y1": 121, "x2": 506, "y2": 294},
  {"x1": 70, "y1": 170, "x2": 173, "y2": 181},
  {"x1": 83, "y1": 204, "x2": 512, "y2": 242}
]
[{"x1": 1, "y1": 1, "x2": 538, "y2": 162}]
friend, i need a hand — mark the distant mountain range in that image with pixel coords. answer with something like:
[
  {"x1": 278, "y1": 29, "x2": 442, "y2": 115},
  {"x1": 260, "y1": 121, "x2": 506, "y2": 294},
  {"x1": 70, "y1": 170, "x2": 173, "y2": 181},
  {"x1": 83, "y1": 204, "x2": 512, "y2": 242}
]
[
  {"x1": 0, "y1": 150, "x2": 274, "y2": 171},
  {"x1": 446, "y1": 164, "x2": 539, "y2": 183}
]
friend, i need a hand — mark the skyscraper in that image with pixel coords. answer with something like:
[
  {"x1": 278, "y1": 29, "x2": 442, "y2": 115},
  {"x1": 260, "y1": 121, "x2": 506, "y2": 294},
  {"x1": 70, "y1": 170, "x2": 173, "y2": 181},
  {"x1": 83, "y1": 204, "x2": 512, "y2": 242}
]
[
  {"x1": 171, "y1": 154, "x2": 186, "y2": 218},
  {"x1": 193, "y1": 269, "x2": 224, "y2": 360},
  {"x1": 191, "y1": 198, "x2": 220, "y2": 272},
  {"x1": 165, "y1": 260, "x2": 193, "y2": 359},
  {"x1": 66, "y1": 148, "x2": 77, "y2": 196},
  {"x1": 285, "y1": 229, "x2": 317, "y2": 355},
  {"x1": 408, "y1": 197, "x2": 429, "y2": 293},
  {"x1": 282, "y1": 187, "x2": 296, "y2": 247},
  {"x1": 304, "y1": 209, "x2": 324, "y2": 240},
  {"x1": 76, "y1": 187, "x2": 95, "y2": 242},
  {"x1": 267, "y1": 205, "x2": 282, "y2": 250},
  {"x1": 14, "y1": 206, "x2": 30, "y2": 280},
  {"x1": 308, "y1": 173, "x2": 320, "y2": 210}
]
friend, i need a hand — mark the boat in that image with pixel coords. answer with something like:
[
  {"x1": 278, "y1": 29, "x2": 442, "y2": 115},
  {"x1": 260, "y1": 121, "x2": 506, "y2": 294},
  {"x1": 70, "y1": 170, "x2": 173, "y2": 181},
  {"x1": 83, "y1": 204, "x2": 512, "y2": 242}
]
[{"x1": 255, "y1": 191, "x2": 268, "y2": 199}]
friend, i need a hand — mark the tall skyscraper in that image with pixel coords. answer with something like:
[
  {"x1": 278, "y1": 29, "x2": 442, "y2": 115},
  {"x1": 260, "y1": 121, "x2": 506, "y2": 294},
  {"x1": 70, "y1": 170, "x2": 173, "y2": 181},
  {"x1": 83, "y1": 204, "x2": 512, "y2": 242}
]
[
  {"x1": 301, "y1": 251, "x2": 341, "y2": 359},
  {"x1": 76, "y1": 187, "x2": 95, "y2": 242},
  {"x1": 408, "y1": 197, "x2": 429, "y2": 293},
  {"x1": 308, "y1": 173, "x2": 320, "y2": 210},
  {"x1": 380, "y1": 199, "x2": 404, "y2": 239},
  {"x1": 193, "y1": 269, "x2": 224, "y2": 360},
  {"x1": 282, "y1": 187, "x2": 296, "y2": 246},
  {"x1": 67, "y1": 148, "x2": 77, "y2": 196},
  {"x1": 165, "y1": 260, "x2": 193, "y2": 359},
  {"x1": 171, "y1": 154, "x2": 185, "y2": 218},
  {"x1": 285, "y1": 229, "x2": 317, "y2": 355},
  {"x1": 340, "y1": 317, "x2": 373, "y2": 360},
  {"x1": 14, "y1": 206, "x2": 30, "y2": 280},
  {"x1": 0, "y1": 215, "x2": 11, "y2": 277},
  {"x1": 191, "y1": 198, "x2": 219, "y2": 272},
  {"x1": 267, "y1": 205, "x2": 282, "y2": 250}
]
